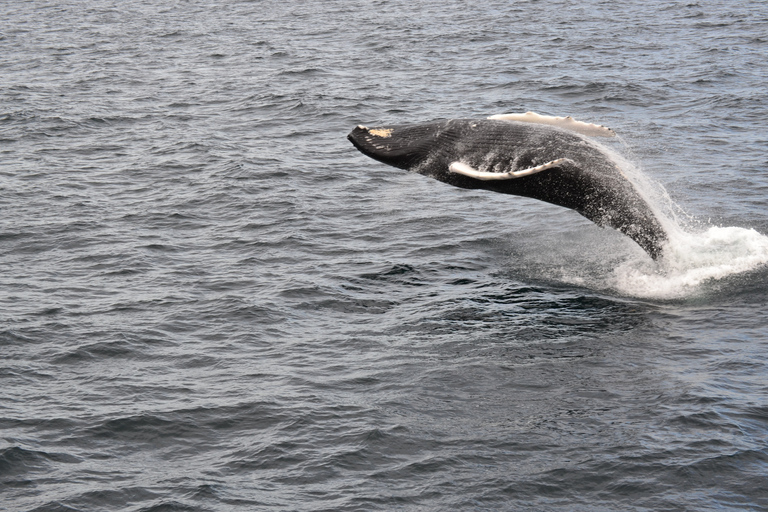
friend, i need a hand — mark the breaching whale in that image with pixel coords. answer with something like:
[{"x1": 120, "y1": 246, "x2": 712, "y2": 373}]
[{"x1": 347, "y1": 112, "x2": 668, "y2": 260}]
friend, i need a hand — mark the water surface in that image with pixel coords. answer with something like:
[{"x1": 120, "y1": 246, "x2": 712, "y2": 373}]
[{"x1": 2, "y1": 1, "x2": 768, "y2": 510}]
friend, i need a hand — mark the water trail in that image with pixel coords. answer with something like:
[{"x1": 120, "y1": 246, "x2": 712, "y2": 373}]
[{"x1": 599, "y1": 140, "x2": 768, "y2": 299}]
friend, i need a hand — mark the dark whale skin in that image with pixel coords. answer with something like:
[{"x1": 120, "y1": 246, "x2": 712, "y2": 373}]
[{"x1": 348, "y1": 118, "x2": 667, "y2": 260}]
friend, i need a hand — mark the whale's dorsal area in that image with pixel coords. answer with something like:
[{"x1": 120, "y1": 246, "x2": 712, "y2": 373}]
[{"x1": 488, "y1": 111, "x2": 616, "y2": 137}]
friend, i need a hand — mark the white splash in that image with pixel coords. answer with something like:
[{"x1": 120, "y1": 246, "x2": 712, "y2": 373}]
[
  {"x1": 523, "y1": 138, "x2": 768, "y2": 300},
  {"x1": 610, "y1": 225, "x2": 768, "y2": 299},
  {"x1": 598, "y1": 142, "x2": 768, "y2": 299}
]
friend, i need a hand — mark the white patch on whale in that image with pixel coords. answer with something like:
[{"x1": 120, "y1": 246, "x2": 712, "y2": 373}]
[
  {"x1": 488, "y1": 111, "x2": 616, "y2": 138},
  {"x1": 448, "y1": 158, "x2": 574, "y2": 180}
]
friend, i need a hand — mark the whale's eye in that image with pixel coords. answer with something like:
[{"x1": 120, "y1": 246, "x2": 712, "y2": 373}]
[{"x1": 368, "y1": 128, "x2": 393, "y2": 138}]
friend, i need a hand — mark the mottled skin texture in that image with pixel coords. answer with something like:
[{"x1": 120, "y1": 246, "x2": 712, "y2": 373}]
[{"x1": 348, "y1": 118, "x2": 668, "y2": 259}]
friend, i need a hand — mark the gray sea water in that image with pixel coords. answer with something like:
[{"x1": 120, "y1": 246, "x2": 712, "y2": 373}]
[{"x1": 2, "y1": 1, "x2": 768, "y2": 510}]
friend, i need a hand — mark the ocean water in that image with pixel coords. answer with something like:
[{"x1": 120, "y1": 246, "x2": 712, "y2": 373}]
[{"x1": 2, "y1": 1, "x2": 768, "y2": 510}]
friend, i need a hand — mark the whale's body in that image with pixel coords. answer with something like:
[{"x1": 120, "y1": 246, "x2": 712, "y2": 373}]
[{"x1": 348, "y1": 115, "x2": 667, "y2": 259}]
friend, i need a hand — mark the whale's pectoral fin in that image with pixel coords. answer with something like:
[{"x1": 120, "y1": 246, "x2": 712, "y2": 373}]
[
  {"x1": 487, "y1": 111, "x2": 616, "y2": 137},
  {"x1": 448, "y1": 158, "x2": 572, "y2": 181}
]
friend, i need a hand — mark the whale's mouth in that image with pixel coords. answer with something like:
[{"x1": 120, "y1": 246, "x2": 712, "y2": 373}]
[
  {"x1": 347, "y1": 125, "x2": 381, "y2": 157},
  {"x1": 348, "y1": 123, "x2": 440, "y2": 170},
  {"x1": 347, "y1": 125, "x2": 409, "y2": 168}
]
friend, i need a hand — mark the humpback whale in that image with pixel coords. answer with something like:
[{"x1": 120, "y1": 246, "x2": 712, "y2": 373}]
[{"x1": 347, "y1": 112, "x2": 668, "y2": 260}]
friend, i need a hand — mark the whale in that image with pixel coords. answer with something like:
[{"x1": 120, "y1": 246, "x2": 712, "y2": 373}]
[{"x1": 347, "y1": 112, "x2": 668, "y2": 260}]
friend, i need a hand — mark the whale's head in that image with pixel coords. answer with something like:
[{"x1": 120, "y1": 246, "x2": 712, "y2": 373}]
[{"x1": 347, "y1": 122, "x2": 447, "y2": 171}]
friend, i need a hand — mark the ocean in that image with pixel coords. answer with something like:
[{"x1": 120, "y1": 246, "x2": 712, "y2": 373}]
[{"x1": 2, "y1": 1, "x2": 768, "y2": 510}]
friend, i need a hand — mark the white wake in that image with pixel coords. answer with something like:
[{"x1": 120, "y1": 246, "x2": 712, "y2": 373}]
[
  {"x1": 601, "y1": 142, "x2": 768, "y2": 299},
  {"x1": 609, "y1": 225, "x2": 768, "y2": 299}
]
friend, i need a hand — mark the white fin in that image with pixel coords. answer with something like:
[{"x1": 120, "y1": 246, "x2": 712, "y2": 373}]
[
  {"x1": 487, "y1": 111, "x2": 616, "y2": 137},
  {"x1": 448, "y1": 158, "x2": 572, "y2": 181}
]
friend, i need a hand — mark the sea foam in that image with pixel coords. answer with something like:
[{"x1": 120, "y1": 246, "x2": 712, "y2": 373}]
[
  {"x1": 603, "y1": 143, "x2": 768, "y2": 299},
  {"x1": 610, "y1": 225, "x2": 768, "y2": 299}
]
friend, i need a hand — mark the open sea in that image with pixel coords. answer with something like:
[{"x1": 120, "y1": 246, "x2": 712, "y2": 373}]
[{"x1": 2, "y1": 1, "x2": 768, "y2": 510}]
